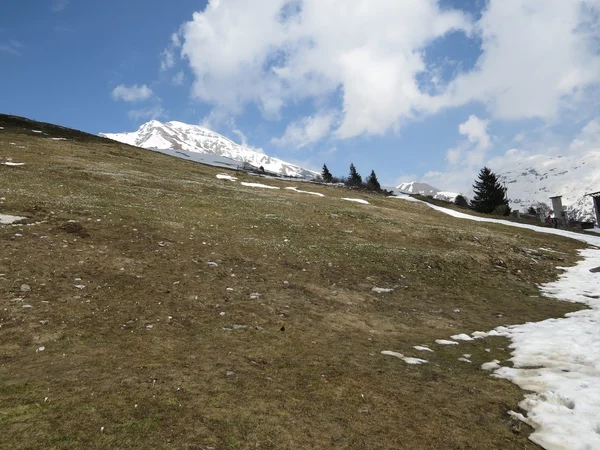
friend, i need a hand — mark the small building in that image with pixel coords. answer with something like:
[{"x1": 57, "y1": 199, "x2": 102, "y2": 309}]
[
  {"x1": 586, "y1": 191, "x2": 600, "y2": 226},
  {"x1": 550, "y1": 195, "x2": 567, "y2": 226}
]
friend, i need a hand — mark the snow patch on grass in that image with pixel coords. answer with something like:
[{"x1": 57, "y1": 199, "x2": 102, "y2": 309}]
[
  {"x1": 342, "y1": 198, "x2": 369, "y2": 205},
  {"x1": 240, "y1": 182, "x2": 279, "y2": 190},
  {"x1": 381, "y1": 351, "x2": 428, "y2": 365}
]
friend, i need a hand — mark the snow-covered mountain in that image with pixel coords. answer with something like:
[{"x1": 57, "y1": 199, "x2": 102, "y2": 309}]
[
  {"x1": 498, "y1": 150, "x2": 600, "y2": 222},
  {"x1": 100, "y1": 120, "x2": 318, "y2": 179},
  {"x1": 395, "y1": 181, "x2": 461, "y2": 202}
]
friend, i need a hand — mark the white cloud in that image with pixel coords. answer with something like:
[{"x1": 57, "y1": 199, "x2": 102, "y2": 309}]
[
  {"x1": 569, "y1": 118, "x2": 600, "y2": 152},
  {"x1": 160, "y1": 49, "x2": 176, "y2": 71},
  {"x1": 0, "y1": 40, "x2": 23, "y2": 56},
  {"x1": 445, "y1": 0, "x2": 600, "y2": 120},
  {"x1": 172, "y1": 71, "x2": 185, "y2": 86},
  {"x1": 173, "y1": 0, "x2": 600, "y2": 142},
  {"x1": 127, "y1": 106, "x2": 166, "y2": 121},
  {"x1": 51, "y1": 0, "x2": 69, "y2": 12},
  {"x1": 177, "y1": 0, "x2": 471, "y2": 136},
  {"x1": 272, "y1": 111, "x2": 338, "y2": 148},
  {"x1": 459, "y1": 115, "x2": 490, "y2": 150},
  {"x1": 111, "y1": 84, "x2": 154, "y2": 102},
  {"x1": 446, "y1": 114, "x2": 492, "y2": 166}
]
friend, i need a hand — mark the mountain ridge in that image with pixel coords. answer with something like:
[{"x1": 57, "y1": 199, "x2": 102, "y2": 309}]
[{"x1": 100, "y1": 120, "x2": 318, "y2": 179}]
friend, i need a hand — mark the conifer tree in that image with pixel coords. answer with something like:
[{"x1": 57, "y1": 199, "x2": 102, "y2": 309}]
[
  {"x1": 527, "y1": 206, "x2": 537, "y2": 215},
  {"x1": 470, "y1": 167, "x2": 510, "y2": 214},
  {"x1": 365, "y1": 170, "x2": 381, "y2": 191},
  {"x1": 454, "y1": 194, "x2": 469, "y2": 208},
  {"x1": 346, "y1": 163, "x2": 362, "y2": 187},
  {"x1": 321, "y1": 164, "x2": 333, "y2": 183}
]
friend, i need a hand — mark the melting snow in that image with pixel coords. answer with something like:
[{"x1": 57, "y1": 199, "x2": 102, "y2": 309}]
[
  {"x1": 0, "y1": 214, "x2": 25, "y2": 224},
  {"x1": 371, "y1": 287, "x2": 394, "y2": 294},
  {"x1": 413, "y1": 346, "x2": 434, "y2": 352},
  {"x1": 285, "y1": 187, "x2": 325, "y2": 197},
  {"x1": 481, "y1": 360, "x2": 501, "y2": 371},
  {"x1": 240, "y1": 182, "x2": 280, "y2": 190},
  {"x1": 216, "y1": 173, "x2": 237, "y2": 181},
  {"x1": 342, "y1": 198, "x2": 370, "y2": 205},
  {"x1": 1, "y1": 162, "x2": 25, "y2": 166},
  {"x1": 394, "y1": 195, "x2": 600, "y2": 449},
  {"x1": 451, "y1": 333, "x2": 474, "y2": 341},
  {"x1": 381, "y1": 351, "x2": 428, "y2": 365},
  {"x1": 49, "y1": 137, "x2": 67, "y2": 141},
  {"x1": 32, "y1": 130, "x2": 43, "y2": 133},
  {"x1": 435, "y1": 339, "x2": 459, "y2": 345}
]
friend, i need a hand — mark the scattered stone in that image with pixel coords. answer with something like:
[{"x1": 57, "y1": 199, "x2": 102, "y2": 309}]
[
  {"x1": 226, "y1": 371, "x2": 235, "y2": 377},
  {"x1": 249, "y1": 293, "x2": 261, "y2": 299},
  {"x1": 20, "y1": 284, "x2": 31, "y2": 292},
  {"x1": 73, "y1": 284, "x2": 85, "y2": 289},
  {"x1": 371, "y1": 287, "x2": 393, "y2": 294},
  {"x1": 590, "y1": 266, "x2": 600, "y2": 273},
  {"x1": 22, "y1": 304, "x2": 33, "y2": 308},
  {"x1": 206, "y1": 261, "x2": 218, "y2": 267},
  {"x1": 219, "y1": 312, "x2": 226, "y2": 316},
  {"x1": 36, "y1": 346, "x2": 45, "y2": 352}
]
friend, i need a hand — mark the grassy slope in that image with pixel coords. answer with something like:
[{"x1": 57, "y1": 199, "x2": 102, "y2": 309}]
[{"x1": 0, "y1": 115, "x2": 586, "y2": 449}]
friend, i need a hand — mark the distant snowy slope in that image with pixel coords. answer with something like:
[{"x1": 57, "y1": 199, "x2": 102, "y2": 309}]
[
  {"x1": 498, "y1": 150, "x2": 600, "y2": 222},
  {"x1": 396, "y1": 181, "x2": 460, "y2": 202},
  {"x1": 101, "y1": 120, "x2": 317, "y2": 179}
]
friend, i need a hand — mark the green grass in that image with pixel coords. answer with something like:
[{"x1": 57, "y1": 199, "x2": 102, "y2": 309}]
[{"x1": 0, "y1": 114, "x2": 587, "y2": 449}]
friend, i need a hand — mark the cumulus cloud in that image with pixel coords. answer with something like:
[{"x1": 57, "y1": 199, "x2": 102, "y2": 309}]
[
  {"x1": 569, "y1": 118, "x2": 600, "y2": 152},
  {"x1": 445, "y1": 0, "x2": 600, "y2": 120},
  {"x1": 446, "y1": 115, "x2": 492, "y2": 166},
  {"x1": 272, "y1": 111, "x2": 338, "y2": 148},
  {"x1": 177, "y1": 0, "x2": 471, "y2": 135},
  {"x1": 459, "y1": 115, "x2": 490, "y2": 150},
  {"x1": 171, "y1": 0, "x2": 600, "y2": 143},
  {"x1": 111, "y1": 84, "x2": 154, "y2": 102}
]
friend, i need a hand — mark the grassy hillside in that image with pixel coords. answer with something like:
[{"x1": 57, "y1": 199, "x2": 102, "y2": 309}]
[{"x1": 0, "y1": 114, "x2": 586, "y2": 449}]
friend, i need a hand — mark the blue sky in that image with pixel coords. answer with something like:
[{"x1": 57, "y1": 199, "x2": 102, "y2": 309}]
[{"x1": 2, "y1": 0, "x2": 600, "y2": 192}]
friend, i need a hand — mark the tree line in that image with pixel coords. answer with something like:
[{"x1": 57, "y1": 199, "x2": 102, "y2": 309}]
[{"x1": 319, "y1": 163, "x2": 391, "y2": 194}]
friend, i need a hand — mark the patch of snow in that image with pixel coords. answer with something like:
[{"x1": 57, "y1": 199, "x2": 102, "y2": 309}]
[
  {"x1": 381, "y1": 350, "x2": 428, "y2": 365},
  {"x1": 341, "y1": 198, "x2": 370, "y2": 205},
  {"x1": 285, "y1": 186, "x2": 325, "y2": 197},
  {"x1": 1, "y1": 162, "x2": 25, "y2": 166},
  {"x1": 435, "y1": 339, "x2": 459, "y2": 345},
  {"x1": 240, "y1": 182, "x2": 280, "y2": 190},
  {"x1": 216, "y1": 173, "x2": 237, "y2": 181},
  {"x1": 413, "y1": 346, "x2": 434, "y2": 352},
  {"x1": 458, "y1": 357, "x2": 472, "y2": 363},
  {"x1": 31, "y1": 130, "x2": 43, "y2": 133},
  {"x1": 0, "y1": 214, "x2": 25, "y2": 225},
  {"x1": 481, "y1": 360, "x2": 501, "y2": 371},
  {"x1": 451, "y1": 333, "x2": 474, "y2": 341},
  {"x1": 371, "y1": 287, "x2": 393, "y2": 294},
  {"x1": 403, "y1": 197, "x2": 600, "y2": 449},
  {"x1": 49, "y1": 137, "x2": 67, "y2": 141}
]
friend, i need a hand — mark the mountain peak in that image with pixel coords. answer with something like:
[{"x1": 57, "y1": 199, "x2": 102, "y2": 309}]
[{"x1": 100, "y1": 120, "x2": 317, "y2": 179}]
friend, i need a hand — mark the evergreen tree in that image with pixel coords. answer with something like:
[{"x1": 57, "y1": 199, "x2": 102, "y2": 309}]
[
  {"x1": 470, "y1": 167, "x2": 510, "y2": 215},
  {"x1": 527, "y1": 206, "x2": 537, "y2": 215},
  {"x1": 346, "y1": 163, "x2": 362, "y2": 187},
  {"x1": 454, "y1": 194, "x2": 469, "y2": 208},
  {"x1": 321, "y1": 164, "x2": 333, "y2": 183},
  {"x1": 365, "y1": 170, "x2": 381, "y2": 191}
]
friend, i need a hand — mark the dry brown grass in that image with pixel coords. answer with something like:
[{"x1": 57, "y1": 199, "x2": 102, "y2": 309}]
[{"x1": 0, "y1": 115, "x2": 586, "y2": 449}]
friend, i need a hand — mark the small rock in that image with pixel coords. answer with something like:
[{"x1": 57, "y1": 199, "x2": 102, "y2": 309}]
[
  {"x1": 36, "y1": 346, "x2": 45, "y2": 352},
  {"x1": 206, "y1": 261, "x2": 218, "y2": 267},
  {"x1": 22, "y1": 304, "x2": 33, "y2": 308},
  {"x1": 20, "y1": 284, "x2": 31, "y2": 292},
  {"x1": 371, "y1": 287, "x2": 393, "y2": 294},
  {"x1": 249, "y1": 293, "x2": 261, "y2": 299},
  {"x1": 226, "y1": 371, "x2": 235, "y2": 377},
  {"x1": 73, "y1": 284, "x2": 85, "y2": 289},
  {"x1": 219, "y1": 312, "x2": 226, "y2": 316}
]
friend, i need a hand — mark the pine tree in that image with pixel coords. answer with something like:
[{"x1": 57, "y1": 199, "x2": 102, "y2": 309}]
[
  {"x1": 454, "y1": 194, "x2": 469, "y2": 208},
  {"x1": 365, "y1": 170, "x2": 381, "y2": 191},
  {"x1": 470, "y1": 167, "x2": 510, "y2": 215},
  {"x1": 527, "y1": 206, "x2": 537, "y2": 215},
  {"x1": 321, "y1": 164, "x2": 333, "y2": 183},
  {"x1": 346, "y1": 163, "x2": 362, "y2": 187}
]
